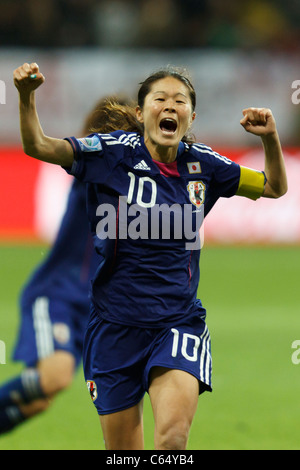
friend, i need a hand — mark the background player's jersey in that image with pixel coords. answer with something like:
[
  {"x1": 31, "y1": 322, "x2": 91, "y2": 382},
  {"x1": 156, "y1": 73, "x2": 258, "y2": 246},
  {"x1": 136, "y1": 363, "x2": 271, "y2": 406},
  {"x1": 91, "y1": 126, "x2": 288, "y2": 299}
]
[
  {"x1": 65, "y1": 131, "x2": 241, "y2": 328},
  {"x1": 20, "y1": 179, "x2": 100, "y2": 308}
]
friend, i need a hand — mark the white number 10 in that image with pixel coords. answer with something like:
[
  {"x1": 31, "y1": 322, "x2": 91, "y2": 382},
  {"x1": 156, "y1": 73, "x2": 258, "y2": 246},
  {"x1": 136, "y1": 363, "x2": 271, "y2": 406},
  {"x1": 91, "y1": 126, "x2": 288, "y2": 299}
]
[
  {"x1": 171, "y1": 328, "x2": 200, "y2": 362},
  {"x1": 127, "y1": 172, "x2": 157, "y2": 208}
]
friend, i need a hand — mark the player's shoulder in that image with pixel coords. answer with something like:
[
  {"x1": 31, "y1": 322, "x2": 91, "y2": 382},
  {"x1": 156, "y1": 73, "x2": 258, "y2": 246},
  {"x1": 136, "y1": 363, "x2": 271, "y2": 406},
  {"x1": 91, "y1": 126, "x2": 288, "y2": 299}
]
[
  {"x1": 76, "y1": 131, "x2": 141, "y2": 153},
  {"x1": 189, "y1": 142, "x2": 234, "y2": 166},
  {"x1": 96, "y1": 130, "x2": 142, "y2": 150}
]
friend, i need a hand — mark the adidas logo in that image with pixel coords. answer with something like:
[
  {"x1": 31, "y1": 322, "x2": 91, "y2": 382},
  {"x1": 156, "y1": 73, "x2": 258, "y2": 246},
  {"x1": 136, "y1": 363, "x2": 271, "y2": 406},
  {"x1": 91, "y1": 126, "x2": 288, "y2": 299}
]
[{"x1": 133, "y1": 160, "x2": 151, "y2": 171}]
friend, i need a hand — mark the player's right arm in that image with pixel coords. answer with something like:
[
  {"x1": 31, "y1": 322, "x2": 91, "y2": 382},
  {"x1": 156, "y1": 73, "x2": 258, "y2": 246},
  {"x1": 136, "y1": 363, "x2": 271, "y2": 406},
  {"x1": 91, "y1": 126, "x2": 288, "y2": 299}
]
[{"x1": 14, "y1": 63, "x2": 74, "y2": 167}]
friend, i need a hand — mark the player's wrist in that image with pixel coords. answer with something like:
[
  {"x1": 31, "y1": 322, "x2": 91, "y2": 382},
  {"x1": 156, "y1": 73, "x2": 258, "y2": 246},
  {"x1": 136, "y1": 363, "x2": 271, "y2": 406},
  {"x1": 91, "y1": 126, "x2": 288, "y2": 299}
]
[
  {"x1": 260, "y1": 129, "x2": 278, "y2": 142},
  {"x1": 19, "y1": 90, "x2": 35, "y2": 108}
]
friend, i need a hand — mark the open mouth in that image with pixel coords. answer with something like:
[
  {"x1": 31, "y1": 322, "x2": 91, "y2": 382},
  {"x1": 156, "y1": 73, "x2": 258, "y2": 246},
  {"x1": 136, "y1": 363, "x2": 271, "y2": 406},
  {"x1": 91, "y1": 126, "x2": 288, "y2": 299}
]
[{"x1": 159, "y1": 118, "x2": 177, "y2": 135}]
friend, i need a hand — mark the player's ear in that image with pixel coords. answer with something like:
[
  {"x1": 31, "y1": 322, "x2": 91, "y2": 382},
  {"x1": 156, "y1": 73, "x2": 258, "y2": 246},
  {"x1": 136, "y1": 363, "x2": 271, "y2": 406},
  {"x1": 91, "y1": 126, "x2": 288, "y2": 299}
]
[
  {"x1": 190, "y1": 111, "x2": 196, "y2": 124},
  {"x1": 187, "y1": 112, "x2": 196, "y2": 131},
  {"x1": 136, "y1": 106, "x2": 144, "y2": 124}
]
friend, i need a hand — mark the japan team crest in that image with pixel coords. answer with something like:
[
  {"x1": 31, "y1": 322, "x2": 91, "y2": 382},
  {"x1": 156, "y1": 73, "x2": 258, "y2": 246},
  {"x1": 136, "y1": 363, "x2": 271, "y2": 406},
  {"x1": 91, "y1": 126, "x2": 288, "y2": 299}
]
[
  {"x1": 187, "y1": 181, "x2": 206, "y2": 207},
  {"x1": 86, "y1": 380, "x2": 98, "y2": 402}
]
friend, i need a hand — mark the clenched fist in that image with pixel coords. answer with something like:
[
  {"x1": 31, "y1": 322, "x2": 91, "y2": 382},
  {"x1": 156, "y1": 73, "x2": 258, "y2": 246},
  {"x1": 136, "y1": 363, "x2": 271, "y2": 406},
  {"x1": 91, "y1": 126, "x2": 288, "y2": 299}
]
[
  {"x1": 13, "y1": 62, "x2": 45, "y2": 95},
  {"x1": 240, "y1": 107, "x2": 277, "y2": 137}
]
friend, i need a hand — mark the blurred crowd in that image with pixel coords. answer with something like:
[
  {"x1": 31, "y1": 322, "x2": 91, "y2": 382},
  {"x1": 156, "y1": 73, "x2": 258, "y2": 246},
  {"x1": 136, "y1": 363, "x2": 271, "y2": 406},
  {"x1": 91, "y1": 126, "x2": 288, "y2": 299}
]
[{"x1": 0, "y1": 0, "x2": 299, "y2": 51}]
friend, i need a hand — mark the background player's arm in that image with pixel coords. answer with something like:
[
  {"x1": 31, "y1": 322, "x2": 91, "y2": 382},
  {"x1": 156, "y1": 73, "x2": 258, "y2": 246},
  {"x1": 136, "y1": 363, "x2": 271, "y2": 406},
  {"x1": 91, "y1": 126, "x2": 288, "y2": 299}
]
[
  {"x1": 14, "y1": 63, "x2": 74, "y2": 167},
  {"x1": 240, "y1": 108, "x2": 287, "y2": 199}
]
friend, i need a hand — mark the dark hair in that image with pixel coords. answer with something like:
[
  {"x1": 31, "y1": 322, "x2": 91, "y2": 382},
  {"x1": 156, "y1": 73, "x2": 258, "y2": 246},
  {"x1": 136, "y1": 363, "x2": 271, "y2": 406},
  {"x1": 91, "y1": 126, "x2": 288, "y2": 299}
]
[
  {"x1": 137, "y1": 66, "x2": 196, "y2": 112},
  {"x1": 81, "y1": 95, "x2": 142, "y2": 135},
  {"x1": 137, "y1": 66, "x2": 196, "y2": 144}
]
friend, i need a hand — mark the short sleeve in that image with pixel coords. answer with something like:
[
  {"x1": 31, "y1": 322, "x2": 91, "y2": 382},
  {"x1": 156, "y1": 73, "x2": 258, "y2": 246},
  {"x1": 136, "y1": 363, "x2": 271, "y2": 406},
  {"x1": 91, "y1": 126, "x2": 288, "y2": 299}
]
[
  {"x1": 63, "y1": 133, "x2": 121, "y2": 184},
  {"x1": 210, "y1": 152, "x2": 241, "y2": 199}
]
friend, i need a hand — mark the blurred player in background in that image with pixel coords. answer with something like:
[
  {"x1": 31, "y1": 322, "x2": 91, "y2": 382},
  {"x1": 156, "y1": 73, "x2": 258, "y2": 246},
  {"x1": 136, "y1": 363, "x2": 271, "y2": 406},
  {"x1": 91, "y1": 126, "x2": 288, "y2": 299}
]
[
  {"x1": 0, "y1": 95, "x2": 141, "y2": 435},
  {"x1": 12, "y1": 62, "x2": 287, "y2": 450}
]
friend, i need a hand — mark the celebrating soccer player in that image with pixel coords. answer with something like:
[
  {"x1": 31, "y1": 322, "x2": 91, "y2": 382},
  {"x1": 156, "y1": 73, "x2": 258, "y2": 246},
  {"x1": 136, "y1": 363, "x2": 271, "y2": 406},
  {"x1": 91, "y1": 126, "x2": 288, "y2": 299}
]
[{"x1": 12, "y1": 62, "x2": 287, "y2": 450}]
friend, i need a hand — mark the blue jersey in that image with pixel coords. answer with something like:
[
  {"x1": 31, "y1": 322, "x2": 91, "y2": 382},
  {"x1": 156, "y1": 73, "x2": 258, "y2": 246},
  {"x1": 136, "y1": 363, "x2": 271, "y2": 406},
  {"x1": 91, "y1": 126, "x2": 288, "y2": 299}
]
[
  {"x1": 21, "y1": 179, "x2": 100, "y2": 308},
  {"x1": 65, "y1": 131, "x2": 241, "y2": 328}
]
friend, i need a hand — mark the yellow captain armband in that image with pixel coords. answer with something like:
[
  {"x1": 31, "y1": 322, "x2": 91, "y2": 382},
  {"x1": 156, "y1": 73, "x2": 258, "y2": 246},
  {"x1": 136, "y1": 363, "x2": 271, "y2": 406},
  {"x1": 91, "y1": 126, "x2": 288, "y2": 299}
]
[{"x1": 236, "y1": 166, "x2": 266, "y2": 200}]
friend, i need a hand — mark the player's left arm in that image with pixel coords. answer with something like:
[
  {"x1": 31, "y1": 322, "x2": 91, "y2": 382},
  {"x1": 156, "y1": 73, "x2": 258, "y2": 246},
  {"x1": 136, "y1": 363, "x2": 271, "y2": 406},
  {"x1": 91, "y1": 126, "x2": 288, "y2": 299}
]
[{"x1": 240, "y1": 107, "x2": 288, "y2": 199}]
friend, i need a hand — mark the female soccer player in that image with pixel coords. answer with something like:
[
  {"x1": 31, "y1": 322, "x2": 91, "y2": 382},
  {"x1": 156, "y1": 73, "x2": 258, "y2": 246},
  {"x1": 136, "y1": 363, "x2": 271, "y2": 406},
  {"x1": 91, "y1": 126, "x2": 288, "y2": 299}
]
[
  {"x1": 13, "y1": 62, "x2": 287, "y2": 450},
  {"x1": 0, "y1": 96, "x2": 140, "y2": 435}
]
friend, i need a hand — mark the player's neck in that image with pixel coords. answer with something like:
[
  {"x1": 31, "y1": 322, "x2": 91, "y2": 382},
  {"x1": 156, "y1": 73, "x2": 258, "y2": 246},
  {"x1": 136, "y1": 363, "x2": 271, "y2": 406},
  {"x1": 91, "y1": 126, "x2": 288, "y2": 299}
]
[{"x1": 144, "y1": 137, "x2": 177, "y2": 164}]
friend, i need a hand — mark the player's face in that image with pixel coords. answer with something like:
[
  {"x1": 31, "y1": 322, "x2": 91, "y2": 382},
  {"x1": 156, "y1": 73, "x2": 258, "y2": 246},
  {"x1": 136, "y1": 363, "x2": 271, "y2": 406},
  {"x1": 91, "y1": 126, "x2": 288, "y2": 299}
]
[{"x1": 136, "y1": 77, "x2": 196, "y2": 159}]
